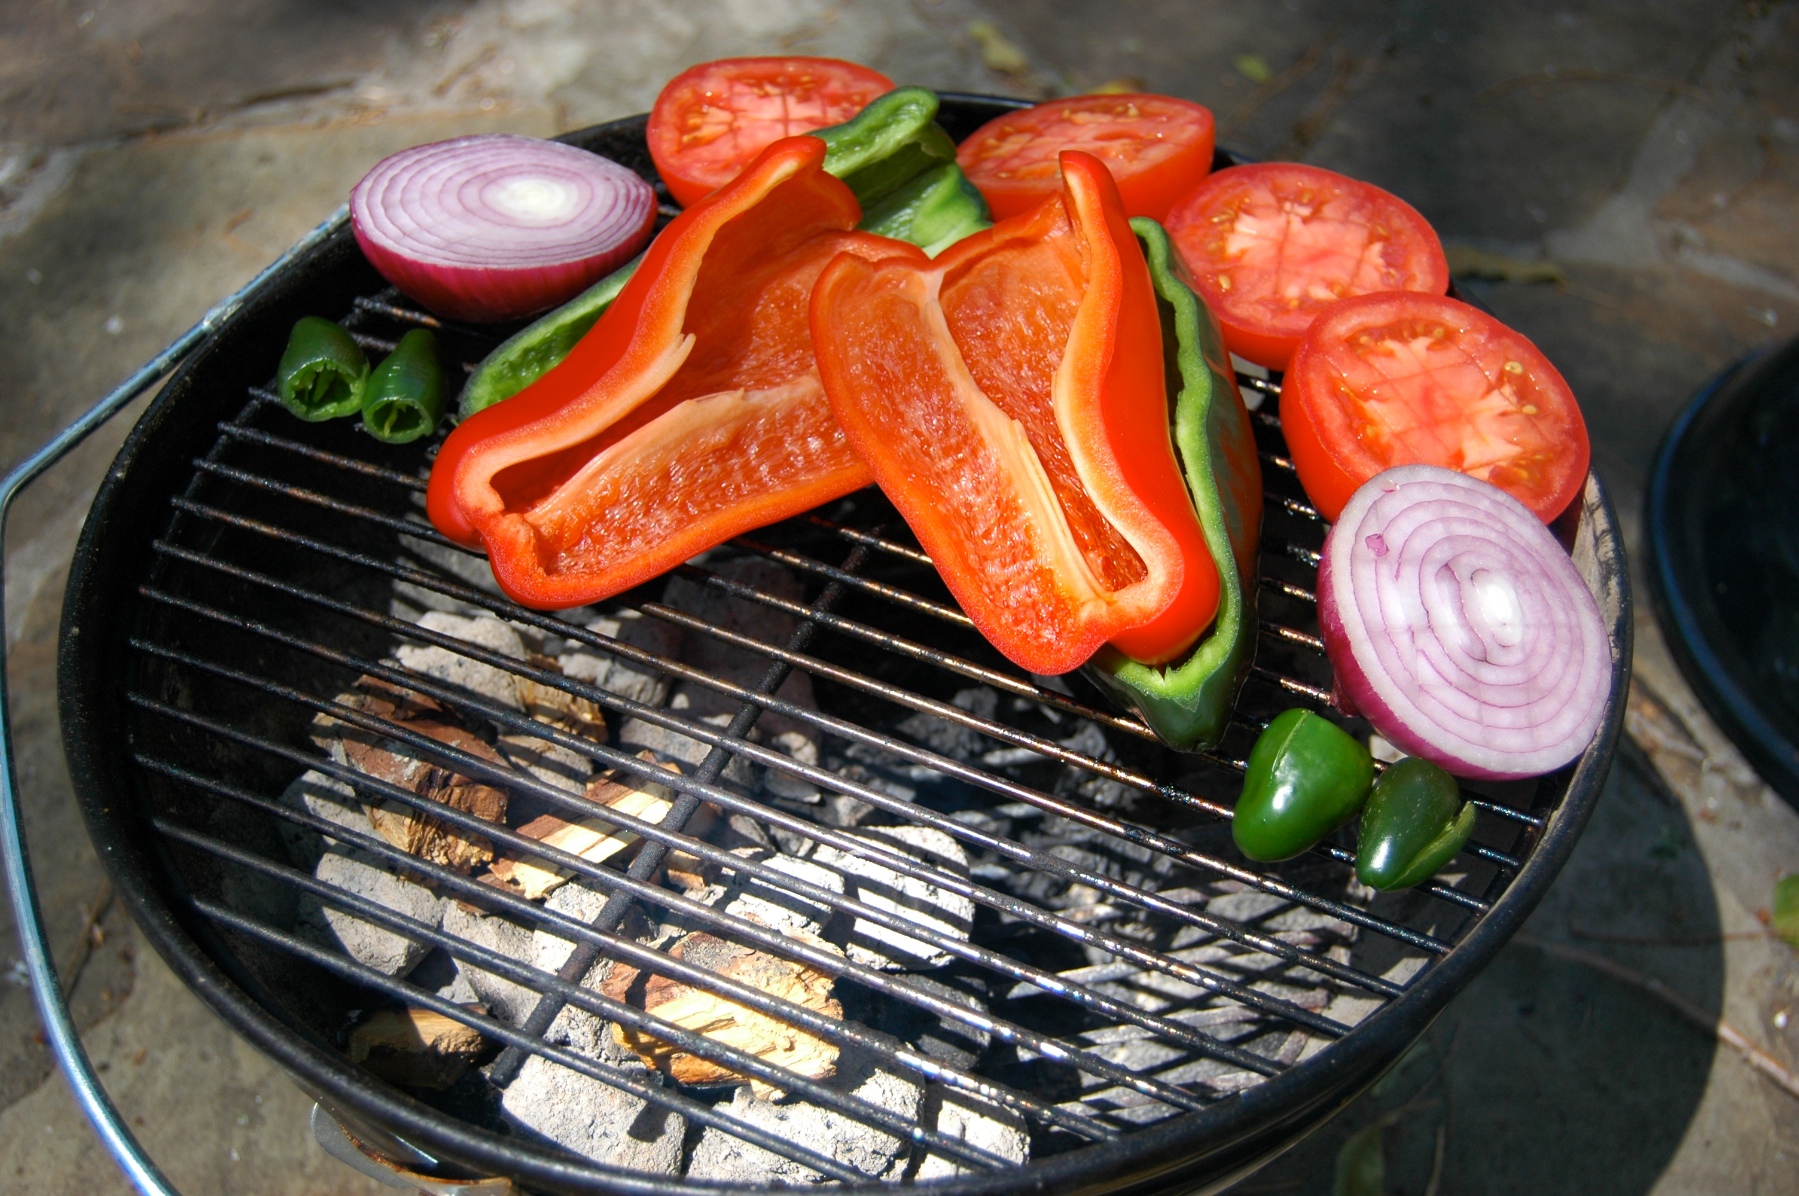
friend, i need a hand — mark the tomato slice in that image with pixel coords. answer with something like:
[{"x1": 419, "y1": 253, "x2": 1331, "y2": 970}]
[
  {"x1": 648, "y1": 57, "x2": 894, "y2": 207},
  {"x1": 956, "y1": 94, "x2": 1215, "y2": 222},
  {"x1": 1281, "y1": 292, "x2": 1590, "y2": 524},
  {"x1": 1166, "y1": 163, "x2": 1448, "y2": 370}
]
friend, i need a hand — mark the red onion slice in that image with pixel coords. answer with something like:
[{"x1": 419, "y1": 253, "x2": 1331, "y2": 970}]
[
  {"x1": 1318, "y1": 465, "x2": 1610, "y2": 780},
  {"x1": 351, "y1": 134, "x2": 656, "y2": 323}
]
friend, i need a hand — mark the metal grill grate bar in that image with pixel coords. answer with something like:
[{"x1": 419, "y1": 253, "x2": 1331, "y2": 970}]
[{"x1": 141, "y1": 541, "x2": 1452, "y2": 973}]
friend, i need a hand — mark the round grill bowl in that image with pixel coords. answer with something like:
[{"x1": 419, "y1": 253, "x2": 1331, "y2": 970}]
[{"x1": 58, "y1": 97, "x2": 1630, "y2": 1196}]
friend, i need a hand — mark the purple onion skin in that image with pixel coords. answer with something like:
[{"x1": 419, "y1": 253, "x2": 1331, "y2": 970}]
[{"x1": 1317, "y1": 466, "x2": 1609, "y2": 782}]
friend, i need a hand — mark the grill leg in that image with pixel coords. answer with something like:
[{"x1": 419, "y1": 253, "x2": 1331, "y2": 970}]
[{"x1": 487, "y1": 547, "x2": 865, "y2": 1087}]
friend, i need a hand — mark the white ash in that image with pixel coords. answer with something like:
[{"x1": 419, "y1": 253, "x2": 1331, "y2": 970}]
[
  {"x1": 441, "y1": 902, "x2": 541, "y2": 1025},
  {"x1": 497, "y1": 731, "x2": 592, "y2": 795},
  {"x1": 762, "y1": 728, "x2": 821, "y2": 803},
  {"x1": 559, "y1": 608, "x2": 684, "y2": 708},
  {"x1": 394, "y1": 611, "x2": 528, "y2": 712},
  {"x1": 911, "y1": 1087, "x2": 1029, "y2": 1179},
  {"x1": 811, "y1": 826, "x2": 974, "y2": 969},
  {"x1": 294, "y1": 848, "x2": 443, "y2": 979},
  {"x1": 501, "y1": 1054, "x2": 683, "y2": 1174},
  {"x1": 278, "y1": 769, "x2": 372, "y2": 871},
  {"x1": 619, "y1": 706, "x2": 758, "y2": 789},
  {"x1": 894, "y1": 686, "x2": 999, "y2": 762},
  {"x1": 684, "y1": 1048, "x2": 921, "y2": 1184},
  {"x1": 698, "y1": 853, "x2": 845, "y2": 941}
]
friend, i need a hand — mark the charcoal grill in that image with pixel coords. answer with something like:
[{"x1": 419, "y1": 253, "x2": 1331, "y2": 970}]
[{"x1": 3, "y1": 96, "x2": 1630, "y2": 1195}]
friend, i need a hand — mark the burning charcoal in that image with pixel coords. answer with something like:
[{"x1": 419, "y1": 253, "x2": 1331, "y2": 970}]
[
  {"x1": 487, "y1": 758, "x2": 683, "y2": 902},
  {"x1": 616, "y1": 709, "x2": 758, "y2": 787},
  {"x1": 296, "y1": 849, "x2": 443, "y2": 978},
  {"x1": 700, "y1": 853, "x2": 845, "y2": 941},
  {"x1": 559, "y1": 608, "x2": 684, "y2": 707},
  {"x1": 348, "y1": 1007, "x2": 484, "y2": 1090},
  {"x1": 440, "y1": 903, "x2": 540, "y2": 1025},
  {"x1": 501, "y1": 1054, "x2": 683, "y2": 1173},
  {"x1": 395, "y1": 611, "x2": 530, "y2": 711},
  {"x1": 684, "y1": 1048, "x2": 922, "y2": 1184},
  {"x1": 912, "y1": 1088, "x2": 1030, "y2": 1178},
  {"x1": 811, "y1": 827, "x2": 975, "y2": 970},
  {"x1": 762, "y1": 728, "x2": 821, "y2": 803},
  {"x1": 278, "y1": 770, "x2": 371, "y2": 870},
  {"x1": 601, "y1": 931, "x2": 842, "y2": 1097},
  {"x1": 894, "y1": 687, "x2": 1000, "y2": 761}
]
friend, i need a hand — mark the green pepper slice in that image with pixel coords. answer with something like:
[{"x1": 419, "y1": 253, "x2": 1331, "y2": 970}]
[
  {"x1": 362, "y1": 329, "x2": 445, "y2": 444},
  {"x1": 1083, "y1": 218, "x2": 1264, "y2": 751},
  {"x1": 277, "y1": 316, "x2": 369, "y2": 422},
  {"x1": 459, "y1": 256, "x2": 640, "y2": 419},
  {"x1": 1234, "y1": 708, "x2": 1374, "y2": 862},
  {"x1": 1355, "y1": 756, "x2": 1476, "y2": 890},
  {"x1": 860, "y1": 161, "x2": 993, "y2": 257},
  {"x1": 815, "y1": 86, "x2": 959, "y2": 209}
]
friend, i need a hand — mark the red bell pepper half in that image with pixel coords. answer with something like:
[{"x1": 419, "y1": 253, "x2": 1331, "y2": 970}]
[
  {"x1": 426, "y1": 136, "x2": 896, "y2": 609},
  {"x1": 809, "y1": 150, "x2": 1219, "y2": 675}
]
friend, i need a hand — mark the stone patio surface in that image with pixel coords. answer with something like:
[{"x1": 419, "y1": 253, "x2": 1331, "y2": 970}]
[{"x1": 0, "y1": 1, "x2": 1793, "y2": 1192}]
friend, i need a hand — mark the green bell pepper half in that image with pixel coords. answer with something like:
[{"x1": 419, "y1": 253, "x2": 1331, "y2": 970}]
[
  {"x1": 276, "y1": 315, "x2": 369, "y2": 422},
  {"x1": 1083, "y1": 218, "x2": 1264, "y2": 752},
  {"x1": 362, "y1": 328, "x2": 445, "y2": 445},
  {"x1": 1355, "y1": 756, "x2": 1476, "y2": 890},
  {"x1": 1233, "y1": 708, "x2": 1374, "y2": 862},
  {"x1": 458, "y1": 87, "x2": 990, "y2": 419}
]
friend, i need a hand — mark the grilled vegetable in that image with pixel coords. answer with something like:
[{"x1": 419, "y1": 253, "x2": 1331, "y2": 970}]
[
  {"x1": 1233, "y1": 708, "x2": 1374, "y2": 862},
  {"x1": 1084, "y1": 217, "x2": 1263, "y2": 751},
  {"x1": 1355, "y1": 756, "x2": 1475, "y2": 890},
  {"x1": 810, "y1": 150, "x2": 1218, "y2": 674},
  {"x1": 858, "y1": 161, "x2": 992, "y2": 257},
  {"x1": 458, "y1": 257, "x2": 641, "y2": 419},
  {"x1": 1165, "y1": 162, "x2": 1449, "y2": 371},
  {"x1": 1319, "y1": 466, "x2": 1610, "y2": 780},
  {"x1": 276, "y1": 316, "x2": 369, "y2": 422},
  {"x1": 427, "y1": 136, "x2": 885, "y2": 607},
  {"x1": 957, "y1": 93, "x2": 1216, "y2": 222},
  {"x1": 1282, "y1": 291, "x2": 1590, "y2": 524},
  {"x1": 814, "y1": 86, "x2": 958, "y2": 208},
  {"x1": 361, "y1": 329, "x2": 446, "y2": 445},
  {"x1": 647, "y1": 56, "x2": 894, "y2": 207},
  {"x1": 351, "y1": 134, "x2": 657, "y2": 323}
]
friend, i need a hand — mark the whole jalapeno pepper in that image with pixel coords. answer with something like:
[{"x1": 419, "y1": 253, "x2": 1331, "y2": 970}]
[
  {"x1": 276, "y1": 315, "x2": 369, "y2": 421},
  {"x1": 1233, "y1": 708, "x2": 1374, "y2": 862},
  {"x1": 1355, "y1": 756, "x2": 1476, "y2": 890},
  {"x1": 362, "y1": 328, "x2": 445, "y2": 445}
]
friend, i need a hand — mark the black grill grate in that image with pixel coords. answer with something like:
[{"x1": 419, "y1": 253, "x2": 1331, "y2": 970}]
[{"x1": 115, "y1": 281, "x2": 1556, "y2": 1186}]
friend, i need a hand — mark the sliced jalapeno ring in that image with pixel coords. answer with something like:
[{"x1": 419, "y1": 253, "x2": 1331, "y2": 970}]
[
  {"x1": 362, "y1": 328, "x2": 445, "y2": 445},
  {"x1": 277, "y1": 316, "x2": 369, "y2": 421},
  {"x1": 1356, "y1": 757, "x2": 1476, "y2": 890}
]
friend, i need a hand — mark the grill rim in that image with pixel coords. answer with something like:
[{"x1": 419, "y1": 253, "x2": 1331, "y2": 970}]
[{"x1": 56, "y1": 102, "x2": 1632, "y2": 1196}]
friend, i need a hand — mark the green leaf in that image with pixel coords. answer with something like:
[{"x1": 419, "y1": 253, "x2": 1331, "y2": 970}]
[
  {"x1": 1333, "y1": 1124, "x2": 1386, "y2": 1196},
  {"x1": 1774, "y1": 874, "x2": 1799, "y2": 950},
  {"x1": 1235, "y1": 53, "x2": 1274, "y2": 84}
]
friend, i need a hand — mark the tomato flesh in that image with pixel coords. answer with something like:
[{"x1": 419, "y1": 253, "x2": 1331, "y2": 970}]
[
  {"x1": 648, "y1": 57, "x2": 894, "y2": 207},
  {"x1": 1281, "y1": 292, "x2": 1589, "y2": 524},
  {"x1": 957, "y1": 94, "x2": 1215, "y2": 222},
  {"x1": 1167, "y1": 163, "x2": 1448, "y2": 370}
]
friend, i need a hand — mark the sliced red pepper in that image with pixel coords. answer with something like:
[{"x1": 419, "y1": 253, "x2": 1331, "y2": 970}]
[
  {"x1": 426, "y1": 136, "x2": 895, "y2": 609},
  {"x1": 809, "y1": 150, "x2": 1219, "y2": 675}
]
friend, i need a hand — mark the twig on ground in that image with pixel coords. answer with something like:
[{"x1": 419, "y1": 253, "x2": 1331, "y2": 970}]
[
  {"x1": 1515, "y1": 933, "x2": 1799, "y2": 1101},
  {"x1": 59, "y1": 876, "x2": 114, "y2": 997}
]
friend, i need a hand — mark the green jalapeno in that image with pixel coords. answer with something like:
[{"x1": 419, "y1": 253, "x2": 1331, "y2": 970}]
[
  {"x1": 1355, "y1": 757, "x2": 1476, "y2": 890},
  {"x1": 277, "y1": 316, "x2": 369, "y2": 421},
  {"x1": 1084, "y1": 219, "x2": 1263, "y2": 751},
  {"x1": 362, "y1": 329, "x2": 445, "y2": 444},
  {"x1": 1233, "y1": 708, "x2": 1374, "y2": 862},
  {"x1": 459, "y1": 256, "x2": 640, "y2": 419},
  {"x1": 815, "y1": 86, "x2": 959, "y2": 209}
]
